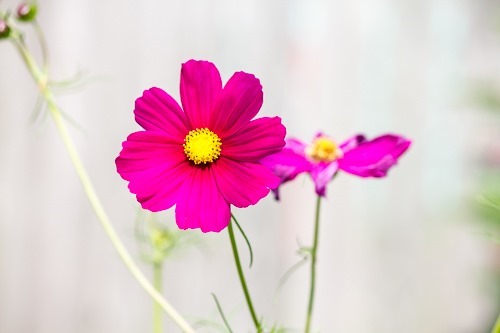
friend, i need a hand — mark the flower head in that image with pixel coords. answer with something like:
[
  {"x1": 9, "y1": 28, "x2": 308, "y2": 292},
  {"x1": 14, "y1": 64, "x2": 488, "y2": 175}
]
[
  {"x1": 0, "y1": 19, "x2": 11, "y2": 39},
  {"x1": 17, "y1": 3, "x2": 38, "y2": 22},
  {"x1": 262, "y1": 132, "x2": 411, "y2": 198},
  {"x1": 116, "y1": 60, "x2": 286, "y2": 232}
]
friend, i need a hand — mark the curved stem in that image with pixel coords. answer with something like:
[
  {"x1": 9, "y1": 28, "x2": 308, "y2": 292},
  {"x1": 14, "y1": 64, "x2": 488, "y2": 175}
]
[
  {"x1": 33, "y1": 20, "x2": 49, "y2": 76},
  {"x1": 305, "y1": 195, "x2": 322, "y2": 333},
  {"x1": 228, "y1": 215, "x2": 262, "y2": 332},
  {"x1": 11, "y1": 38, "x2": 195, "y2": 333},
  {"x1": 153, "y1": 262, "x2": 163, "y2": 333}
]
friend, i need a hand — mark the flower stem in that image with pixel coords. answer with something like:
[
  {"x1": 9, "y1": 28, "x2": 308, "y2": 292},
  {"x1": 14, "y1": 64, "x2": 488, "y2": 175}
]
[
  {"x1": 305, "y1": 195, "x2": 322, "y2": 333},
  {"x1": 11, "y1": 38, "x2": 195, "y2": 333},
  {"x1": 33, "y1": 20, "x2": 49, "y2": 75},
  {"x1": 153, "y1": 262, "x2": 163, "y2": 333},
  {"x1": 228, "y1": 215, "x2": 262, "y2": 332}
]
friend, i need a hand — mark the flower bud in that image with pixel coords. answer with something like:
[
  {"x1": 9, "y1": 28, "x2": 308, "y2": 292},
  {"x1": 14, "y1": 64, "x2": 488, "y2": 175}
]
[
  {"x1": 17, "y1": 3, "x2": 37, "y2": 22},
  {"x1": 0, "y1": 20, "x2": 11, "y2": 39}
]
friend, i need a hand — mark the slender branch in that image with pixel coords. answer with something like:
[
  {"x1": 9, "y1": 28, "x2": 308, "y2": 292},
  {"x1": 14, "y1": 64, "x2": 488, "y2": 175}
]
[
  {"x1": 305, "y1": 195, "x2": 322, "y2": 333},
  {"x1": 232, "y1": 216, "x2": 254, "y2": 268},
  {"x1": 228, "y1": 215, "x2": 262, "y2": 332},
  {"x1": 11, "y1": 37, "x2": 195, "y2": 333},
  {"x1": 153, "y1": 262, "x2": 163, "y2": 333},
  {"x1": 33, "y1": 20, "x2": 49, "y2": 76},
  {"x1": 211, "y1": 293, "x2": 234, "y2": 333}
]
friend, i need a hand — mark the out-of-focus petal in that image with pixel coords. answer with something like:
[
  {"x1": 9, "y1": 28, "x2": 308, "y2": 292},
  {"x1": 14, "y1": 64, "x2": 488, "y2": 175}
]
[
  {"x1": 175, "y1": 167, "x2": 231, "y2": 233},
  {"x1": 260, "y1": 148, "x2": 312, "y2": 200},
  {"x1": 222, "y1": 117, "x2": 285, "y2": 162},
  {"x1": 311, "y1": 161, "x2": 339, "y2": 197},
  {"x1": 115, "y1": 131, "x2": 188, "y2": 211},
  {"x1": 338, "y1": 134, "x2": 411, "y2": 177},
  {"x1": 340, "y1": 134, "x2": 366, "y2": 154},
  {"x1": 285, "y1": 138, "x2": 307, "y2": 156},
  {"x1": 134, "y1": 87, "x2": 190, "y2": 138},
  {"x1": 261, "y1": 148, "x2": 311, "y2": 183},
  {"x1": 180, "y1": 60, "x2": 222, "y2": 129},
  {"x1": 213, "y1": 158, "x2": 280, "y2": 208},
  {"x1": 210, "y1": 71, "x2": 263, "y2": 137}
]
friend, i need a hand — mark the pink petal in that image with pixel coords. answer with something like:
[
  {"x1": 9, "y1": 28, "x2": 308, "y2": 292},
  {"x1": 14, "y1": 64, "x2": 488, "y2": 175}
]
[
  {"x1": 210, "y1": 71, "x2": 263, "y2": 137},
  {"x1": 261, "y1": 148, "x2": 312, "y2": 184},
  {"x1": 260, "y1": 148, "x2": 312, "y2": 200},
  {"x1": 311, "y1": 162, "x2": 339, "y2": 197},
  {"x1": 222, "y1": 117, "x2": 286, "y2": 162},
  {"x1": 134, "y1": 87, "x2": 190, "y2": 138},
  {"x1": 338, "y1": 134, "x2": 411, "y2": 177},
  {"x1": 175, "y1": 167, "x2": 231, "y2": 233},
  {"x1": 180, "y1": 60, "x2": 222, "y2": 129},
  {"x1": 134, "y1": 163, "x2": 190, "y2": 211},
  {"x1": 285, "y1": 138, "x2": 307, "y2": 156},
  {"x1": 212, "y1": 158, "x2": 280, "y2": 208},
  {"x1": 116, "y1": 131, "x2": 189, "y2": 211},
  {"x1": 340, "y1": 134, "x2": 366, "y2": 153},
  {"x1": 116, "y1": 131, "x2": 185, "y2": 177}
]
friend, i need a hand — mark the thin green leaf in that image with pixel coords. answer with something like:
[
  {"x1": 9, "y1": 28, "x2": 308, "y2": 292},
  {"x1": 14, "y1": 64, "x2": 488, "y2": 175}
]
[
  {"x1": 29, "y1": 94, "x2": 45, "y2": 124},
  {"x1": 274, "y1": 256, "x2": 308, "y2": 298},
  {"x1": 49, "y1": 71, "x2": 107, "y2": 94},
  {"x1": 298, "y1": 246, "x2": 312, "y2": 256},
  {"x1": 190, "y1": 318, "x2": 227, "y2": 331},
  {"x1": 33, "y1": 21, "x2": 49, "y2": 75},
  {"x1": 479, "y1": 195, "x2": 500, "y2": 212},
  {"x1": 211, "y1": 293, "x2": 234, "y2": 333},
  {"x1": 58, "y1": 107, "x2": 87, "y2": 133},
  {"x1": 48, "y1": 70, "x2": 88, "y2": 87},
  {"x1": 231, "y1": 214, "x2": 254, "y2": 268}
]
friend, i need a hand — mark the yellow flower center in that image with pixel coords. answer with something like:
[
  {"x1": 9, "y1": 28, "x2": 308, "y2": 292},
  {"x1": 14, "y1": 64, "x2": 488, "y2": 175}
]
[
  {"x1": 306, "y1": 136, "x2": 343, "y2": 162},
  {"x1": 183, "y1": 128, "x2": 222, "y2": 164}
]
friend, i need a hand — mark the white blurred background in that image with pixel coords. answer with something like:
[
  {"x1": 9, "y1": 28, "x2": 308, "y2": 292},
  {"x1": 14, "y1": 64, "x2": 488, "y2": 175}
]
[{"x1": 0, "y1": 0, "x2": 499, "y2": 332}]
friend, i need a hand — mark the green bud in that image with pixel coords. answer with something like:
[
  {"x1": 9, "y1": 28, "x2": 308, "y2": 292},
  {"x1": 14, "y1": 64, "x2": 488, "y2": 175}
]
[
  {"x1": 0, "y1": 20, "x2": 11, "y2": 39},
  {"x1": 151, "y1": 228, "x2": 174, "y2": 251},
  {"x1": 17, "y1": 3, "x2": 37, "y2": 22}
]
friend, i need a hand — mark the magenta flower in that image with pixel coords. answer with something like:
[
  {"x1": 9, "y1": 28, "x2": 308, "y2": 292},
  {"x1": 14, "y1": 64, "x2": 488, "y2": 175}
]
[
  {"x1": 116, "y1": 60, "x2": 286, "y2": 232},
  {"x1": 262, "y1": 133, "x2": 411, "y2": 198}
]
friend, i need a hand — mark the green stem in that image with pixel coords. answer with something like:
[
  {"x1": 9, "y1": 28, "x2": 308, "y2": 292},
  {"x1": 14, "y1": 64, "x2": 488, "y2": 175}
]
[
  {"x1": 228, "y1": 215, "x2": 261, "y2": 332},
  {"x1": 153, "y1": 262, "x2": 163, "y2": 333},
  {"x1": 492, "y1": 313, "x2": 500, "y2": 333},
  {"x1": 33, "y1": 20, "x2": 49, "y2": 76},
  {"x1": 11, "y1": 38, "x2": 195, "y2": 333},
  {"x1": 305, "y1": 195, "x2": 322, "y2": 333}
]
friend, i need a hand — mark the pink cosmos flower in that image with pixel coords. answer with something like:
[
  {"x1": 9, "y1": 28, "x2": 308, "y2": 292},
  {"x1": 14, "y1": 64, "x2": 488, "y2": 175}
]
[
  {"x1": 116, "y1": 60, "x2": 286, "y2": 232},
  {"x1": 261, "y1": 133, "x2": 411, "y2": 198}
]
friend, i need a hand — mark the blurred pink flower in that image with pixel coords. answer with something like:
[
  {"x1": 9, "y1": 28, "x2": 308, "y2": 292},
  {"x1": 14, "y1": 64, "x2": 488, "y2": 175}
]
[
  {"x1": 116, "y1": 60, "x2": 286, "y2": 232},
  {"x1": 262, "y1": 133, "x2": 411, "y2": 198}
]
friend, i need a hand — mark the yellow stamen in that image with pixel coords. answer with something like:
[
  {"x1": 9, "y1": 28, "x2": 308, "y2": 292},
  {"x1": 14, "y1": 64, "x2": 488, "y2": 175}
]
[
  {"x1": 306, "y1": 136, "x2": 343, "y2": 162},
  {"x1": 183, "y1": 128, "x2": 222, "y2": 164}
]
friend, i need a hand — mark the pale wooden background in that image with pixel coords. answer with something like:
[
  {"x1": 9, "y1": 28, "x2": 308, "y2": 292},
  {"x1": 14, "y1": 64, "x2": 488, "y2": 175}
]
[{"x1": 0, "y1": 0, "x2": 498, "y2": 332}]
